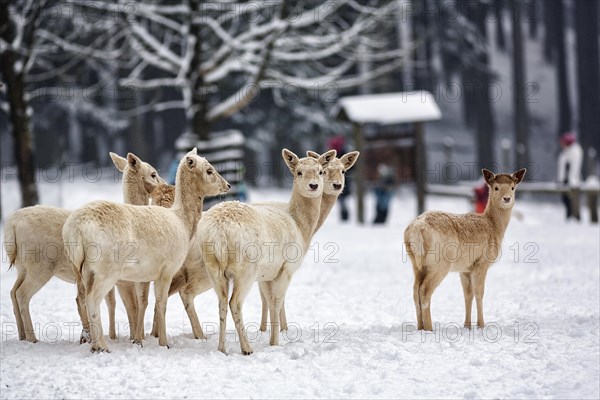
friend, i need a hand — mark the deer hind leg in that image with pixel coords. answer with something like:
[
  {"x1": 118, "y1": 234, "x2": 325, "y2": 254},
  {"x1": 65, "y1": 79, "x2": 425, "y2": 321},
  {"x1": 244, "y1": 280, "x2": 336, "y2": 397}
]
[
  {"x1": 419, "y1": 266, "x2": 450, "y2": 331},
  {"x1": 205, "y1": 258, "x2": 230, "y2": 354},
  {"x1": 408, "y1": 253, "x2": 425, "y2": 330},
  {"x1": 104, "y1": 287, "x2": 117, "y2": 340},
  {"x1": 259, "y1": 283, "x2": 269, "y2": 332},
  {"x1": 472, "y1": 268, "x2": 489, "y2": 328},
  {"x1": 10, "y1": 267, "x2": 26, "y2": 340},
  {"x1": 229, "y1": 269, "x2": 256, "y2": 355},
  {"x1": 460, "y1": 272, "x2": 474, "y2": 328},
  {"x1": 76, "y1": 276, "x2": 92, "y2": 344},
  {"x1": 15, "y1": 269, "x2": 52, "y2": 343},
  {"x1": 83, "y1": 271, "x2": 116, "y2": 353}
]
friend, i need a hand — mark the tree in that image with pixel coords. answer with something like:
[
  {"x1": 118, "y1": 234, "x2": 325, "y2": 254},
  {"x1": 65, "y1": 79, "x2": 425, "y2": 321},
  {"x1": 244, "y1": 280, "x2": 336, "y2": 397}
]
[
  {"x1": 550, "y1": 0, "x2": 571, "y2": 135},
  {"x1": 542, "y1": 0, "x2": 555, "y2": 62},
  {"x1": 72, "y1": 0, "x2": 408, "y2": 141},
  {"x1": 574, "y1": 0, "x2": 600, "y2": 172},
  {"x1": 467, "y1": 1, "x2": 496, "y2": 170},
  {"x1": 0, "y1": 1, "x2": 43, "y2": 207},
  {"x1": 510, "y1": 0, "x2": 530, "y2": 169},
  {"x1": 494, "y1": 0, "x2": 506, "y2": 51}
]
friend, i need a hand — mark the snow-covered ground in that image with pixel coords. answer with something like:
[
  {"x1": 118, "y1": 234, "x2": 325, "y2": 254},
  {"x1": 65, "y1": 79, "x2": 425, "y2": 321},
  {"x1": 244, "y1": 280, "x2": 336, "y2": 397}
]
[{"x1": 1, "y1": 179, "x2": 599, "y2": 399}]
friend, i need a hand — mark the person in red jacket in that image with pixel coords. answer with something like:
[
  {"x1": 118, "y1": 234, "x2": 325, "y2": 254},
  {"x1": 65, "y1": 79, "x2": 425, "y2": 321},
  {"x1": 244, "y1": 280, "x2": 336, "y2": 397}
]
[{"x1": 473, "y1": 180, "x2": 489, "y2": 214}]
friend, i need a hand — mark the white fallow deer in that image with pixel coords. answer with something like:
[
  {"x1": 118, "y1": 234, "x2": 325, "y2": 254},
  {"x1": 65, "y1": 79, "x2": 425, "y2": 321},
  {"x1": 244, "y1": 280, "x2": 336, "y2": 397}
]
[
  {"x1": 62, "y1": 149, "x2": 229, "y2": 352},
  {"x1": 258, "y1": 150, "x2": 360, "y2": 332},
  {"x1": 198, "y1": 149, "x2": 335, "y2": 354}
]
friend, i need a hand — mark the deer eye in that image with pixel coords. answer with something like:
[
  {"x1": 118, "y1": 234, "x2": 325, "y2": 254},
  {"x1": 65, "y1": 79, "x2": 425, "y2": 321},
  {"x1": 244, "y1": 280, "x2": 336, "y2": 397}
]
[
  {"x1": 207, "y1": 169, "x2": 213, "y2": 175},
  {"x1": 151, "y1": 173, "x2": 157, "y2": 178},
  {"x1": 297, "y1": 171, "x2": 302, "y2": 176},
  {"x1": 494, "y1": 187, "x2": 499, "y2": 191},
  {"x1": 319, "y1": 171, "x2": 324, "y2": 175},
  {"x1": 511, "y1": 187, "x2": 514, "y2": 191}
]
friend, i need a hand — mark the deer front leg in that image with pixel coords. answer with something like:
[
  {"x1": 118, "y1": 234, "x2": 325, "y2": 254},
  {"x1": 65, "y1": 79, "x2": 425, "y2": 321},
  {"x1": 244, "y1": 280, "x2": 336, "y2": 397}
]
[
  {"x1": 133, "y1": 282, "x2": 150, "y2": 345},
  {"x1": 180, "y1": 290, "x2": 206, "y2": 340},
  {"x1": 460, "y1": 272, "x2": 474, "y2": 328},
  {"x1": 269, "y1": 270, "x2": 292, "y2": 346},
  {"x1": 116, "y1": 282, "x2": 138, "y2": 340},
  {"x1": 279, "y1": 300, "x2": 288, "y2": 332},
  {"x1": 472, "y1": 268, "x2": 489, "y2": 328},
  {"x1": 153, "y1": 277, "x2": 172, "y2": 348}
]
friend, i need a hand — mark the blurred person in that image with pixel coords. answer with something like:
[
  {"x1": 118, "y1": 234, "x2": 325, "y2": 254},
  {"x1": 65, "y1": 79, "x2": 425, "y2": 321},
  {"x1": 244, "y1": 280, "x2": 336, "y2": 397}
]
[
  {"x1": 473, "y1": 179, "x2": 489, "y2": 214},
  {"x1": 373, "y1": 163, "x2": 395, "y2": 224},
  {"x1": 557, "y1": 131, "x2": 583, "y2": 221},
  {"x1": 328, "y1": 135, "x2": 351, "y2": 221}
]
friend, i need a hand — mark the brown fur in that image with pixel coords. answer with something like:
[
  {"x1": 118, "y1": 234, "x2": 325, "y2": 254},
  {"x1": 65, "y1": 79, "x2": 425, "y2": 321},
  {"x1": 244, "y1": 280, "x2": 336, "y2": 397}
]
[{"x1": 404, "y1": 168, "x2": 526, "y2": 330}]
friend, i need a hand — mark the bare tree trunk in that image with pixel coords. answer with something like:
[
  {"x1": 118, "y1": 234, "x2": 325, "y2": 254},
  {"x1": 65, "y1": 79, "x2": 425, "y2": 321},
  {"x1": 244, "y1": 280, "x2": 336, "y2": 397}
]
[
  {"x1": 470, "y1": 1, "x2": 496, "y2": 169},
  {"x1": 0, "y1": 2, "x2": 39, "y2": 207},
  {"x1": 542, "y1": 0, "x2": 555, "y2": 62},
  {"x1": 189, "y1": 0, "x2": 210, "y2": 141},
  {"x1": 552, "y1": 0, "x2": 572, "y2": 135},
  {"x1": 510, "y1": 0, "x2": 530, "y2": 169},
  {"x1": 495, "y1": 0, "x2": 506, "y2": 51},
  {"x1": 411, "y1": 0, "x2": 431, "y2": 91},
  {"x1": 574, "y1": 0, "x2": 600, "y2": 176},
  {"x1": 528, "y1": 0, "x2": 538, "y2": 39}
]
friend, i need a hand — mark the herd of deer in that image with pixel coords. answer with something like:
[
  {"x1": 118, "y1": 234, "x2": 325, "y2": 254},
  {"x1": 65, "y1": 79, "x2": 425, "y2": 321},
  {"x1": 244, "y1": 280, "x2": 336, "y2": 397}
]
[{"x1": 3, "y1": 147, "x2": 525, "y2": 355}]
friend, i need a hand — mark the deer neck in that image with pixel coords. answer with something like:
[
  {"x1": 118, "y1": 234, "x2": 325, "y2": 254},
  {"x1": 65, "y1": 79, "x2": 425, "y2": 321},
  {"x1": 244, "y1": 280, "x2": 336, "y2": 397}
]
[
  {"x1": 484, "y1": 202, "x2": 513, "y2": 240},
  {"x1": 123, "y1": 177, "x2": 149, "y2": 206},
  {"x1": 313, "y1": 192, "x2": 338, "y2": 235},
  {"x1": 288, "y1": 187, "x2": 322, "y2": 247},
  {"x1": 173, "y1": 173, "x2": 204, "y2": 239}
]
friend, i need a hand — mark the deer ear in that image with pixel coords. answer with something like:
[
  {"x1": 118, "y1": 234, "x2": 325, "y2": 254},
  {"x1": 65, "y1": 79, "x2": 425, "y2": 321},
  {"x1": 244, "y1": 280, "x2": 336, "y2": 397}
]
[
  {"x1": 482, "y1": 169, "x2": 495, "y2": 185},
  {"x1": 189, "y1": 147, "x2": 198, "y2": 155},
  {"x1": 185, "y1": 156, "x2": 196, "y2": 170},
  {"x1": 142, "y1": 178, "x2": 156, "y2": 195},
  {"x1": 282, "y1": 149, "x2": 299, "y2": 172},
  {"x1": 110, "y1": 152, "x2": 127, "y2": 172},
  {"x1": 341, "y1": 151, "x2": 360, "y2": 171},
  {"x1": 318, "y1": 149, "x2": 337, "y2": 167},
  {"x1": 512, "y1": 168, "x2": 526, "y2": 184},
  {"x1": 306, "y1": 151, "x2": 320, "y2": 159},
  {"x1": 127, "y1": 153, "x2": 142, "y2": 171}
]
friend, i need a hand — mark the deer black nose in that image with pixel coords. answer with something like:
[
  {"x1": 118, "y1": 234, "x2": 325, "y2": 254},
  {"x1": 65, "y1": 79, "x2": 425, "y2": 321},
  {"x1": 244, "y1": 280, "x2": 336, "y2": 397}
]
[
  {"x1": 309, "y1": 183, "x2": 319, "y2": 190},
  {"x1": 503, "y1": 196, "x2": 511, "y2": 203},
  {"x1": 227, "y1": 183, "x2": 231, "y2": 189},
  {"x1": 333, "y1": 183, "x2": 342, "y2": 190}
]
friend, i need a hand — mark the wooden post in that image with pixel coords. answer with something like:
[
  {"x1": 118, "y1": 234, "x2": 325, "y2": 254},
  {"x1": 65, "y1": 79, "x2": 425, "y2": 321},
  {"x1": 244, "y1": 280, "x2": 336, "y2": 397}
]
[
  {"x1": 415, "y1": 122, "x2": 426, "y2": 215},
  {"x1": 587, "y1": 147, "x2": 598, "y2": 223},
  {"x1": 353, "y1": 122, "x2": 365, "y2": 224},
  {"x1": 442, "y1": 136, "x2": 454, "y2": 184},
  {"x1": 587, "y1": 191, "x2": 598, "y2": 223}
]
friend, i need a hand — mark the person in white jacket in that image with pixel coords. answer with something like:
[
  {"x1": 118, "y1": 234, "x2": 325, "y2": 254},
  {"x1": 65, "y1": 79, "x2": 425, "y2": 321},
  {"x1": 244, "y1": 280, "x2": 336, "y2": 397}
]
[{"x1": 557, "y1": 131, "x2": 583, "y2": 220}]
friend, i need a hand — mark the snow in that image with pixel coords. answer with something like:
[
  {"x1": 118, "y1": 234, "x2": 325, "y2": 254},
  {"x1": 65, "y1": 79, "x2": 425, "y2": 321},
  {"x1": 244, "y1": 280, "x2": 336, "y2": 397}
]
[
  {"x1": 336, "y1": 91, "x2": 443, "y2": 125},
  {"x1": 1, "y1": 178, "x2": 599, "y2": 399}
]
